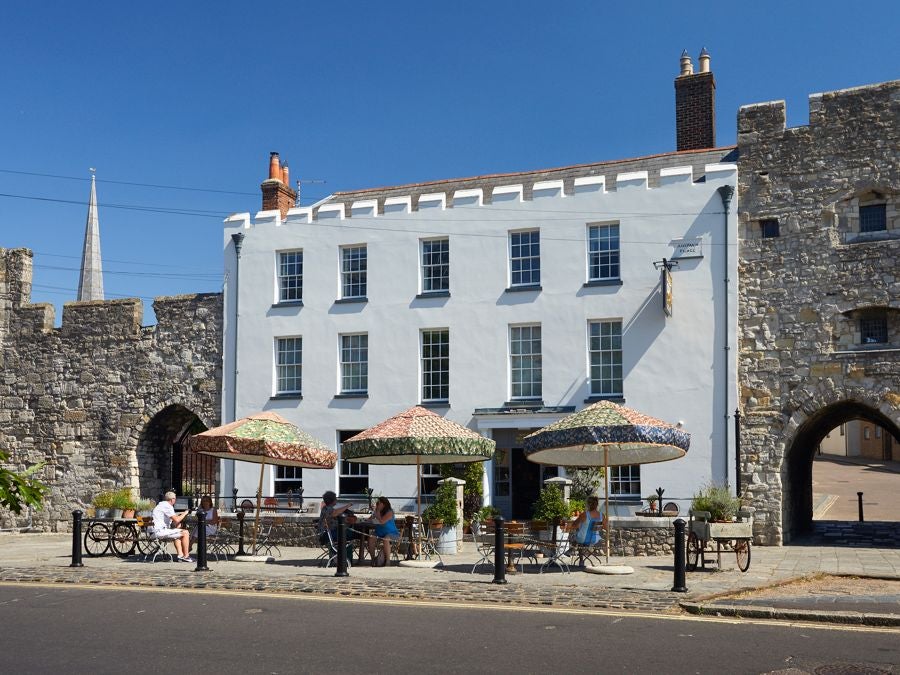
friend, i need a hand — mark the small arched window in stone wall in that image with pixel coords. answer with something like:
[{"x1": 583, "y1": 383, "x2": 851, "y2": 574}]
[
  {"x1": 834, "y1": 188, "x2": 897, "y2": 243},
  {"x1": 834, "y1": 307, "x2": 900, "y2": 350}
]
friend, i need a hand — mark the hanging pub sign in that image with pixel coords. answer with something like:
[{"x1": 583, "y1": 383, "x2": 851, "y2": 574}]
[{"x1": 663, "y1": 266, "x2": 673, "y2": 317}]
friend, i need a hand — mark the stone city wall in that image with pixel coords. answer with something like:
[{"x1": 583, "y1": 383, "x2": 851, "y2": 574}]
[{"x1": 0, "y1": 248, "x2": 223, "y2": 532}]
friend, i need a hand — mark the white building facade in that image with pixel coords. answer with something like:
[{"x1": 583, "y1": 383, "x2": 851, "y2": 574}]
[{"x1": 221, "y1": 147, "x2": 738, "y2": 519}]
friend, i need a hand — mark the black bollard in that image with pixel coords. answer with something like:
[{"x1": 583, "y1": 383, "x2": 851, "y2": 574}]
[
  {"x1": 405, "y1": 516, "x2": 415, "y2": 560},
  {"x1": 858, "y1": 491, "x2": 864, "y2": 523},
  {"x1": 672, "y1": 518, "x2": 687, "y2": 592},
  {"x1": 335, "y1": 513, "x2": 349, "y2": 577},
  {"x1": 236, "y1": 510, "x2": 247, "y2": 556},
  {"x1": 70, "y1": 510, "x2": 84, "y2": 567},
  {"x1": 656, "y1": 487, "x2": 665, "y2": 517},
  {"x1": 195, "y1": 509, "x2": 210, "y2": 572},
  {"x1": 492, "y1": 515, "x2": 507, "y2": 585}
]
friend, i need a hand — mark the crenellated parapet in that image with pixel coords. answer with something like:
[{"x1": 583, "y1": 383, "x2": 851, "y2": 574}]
[{"x1": 225, "y1": 149, "x2": 737, "y2": 232}]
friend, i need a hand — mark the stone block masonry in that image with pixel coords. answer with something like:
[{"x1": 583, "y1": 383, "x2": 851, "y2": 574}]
[
  {"x1": 737, "y1": 80, "x2": 900, "y2": 544},
  {"x1": 0, "y1": 248, "x2": 223, "y2": 532}
]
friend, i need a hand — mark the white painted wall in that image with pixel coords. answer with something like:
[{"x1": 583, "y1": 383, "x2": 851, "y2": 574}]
[{"x1": 221, "y1": 163, "x2": 738, "y2": 513}]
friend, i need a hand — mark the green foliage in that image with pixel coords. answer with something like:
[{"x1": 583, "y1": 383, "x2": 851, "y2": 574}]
[
  {"x1": 422, "y1": 481, "x2": 458, "y2": 525},
  {"x1": 0, "y1": 451, "x2": 47, "y2": 515},
  {"x1": 565, "y1": 467, "x2": 603, "y2": 501},
  {"x1": 646, "y1": 494, "x2": 659, "y2": 504},
  {"x1": 439, "y1": 462, "x2": 484, "y2": 519},
  {"x1": 567, "y1": 498, "x2": 585, "y2": 517},
  {"x1": 93, "y1": 488, "x2": 137, "y2": 511},
  {"x1": 135, "y1": 499, "x2": 156, "y2": 513},
  {"x1": 532, "y1": 484, "x2": 569, "y2": 523},
  {"x1": 691, "y1": 483, "x2": 741, "y2": 521},
  {"x1": 476, "y1": 505, "x2": 500, "y2": 522}
]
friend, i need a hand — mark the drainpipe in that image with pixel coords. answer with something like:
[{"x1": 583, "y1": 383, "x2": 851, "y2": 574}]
[
  {"x1": 717, "y1": 185, "x2": 734, "y2": 492},
  {"x1": 229, "y1": 232, "x2": 245, "y2": 498}
]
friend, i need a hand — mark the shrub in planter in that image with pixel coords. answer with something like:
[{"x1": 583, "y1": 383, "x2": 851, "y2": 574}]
[
  {"x1": 476, "y1": 505, "x2": 499, "y2": 523},
  {"x1": 532, "y1": 484, "x2": 569, "y2": 524},
  {"x1": 422, "y1": 482, "x2": 458, "y2": 527},
  {"x1": 691, "y1": 483, "x2": 742, "y2": 521},
  {"x1": 568, "y1": 498, "x2": 585, "y2": 518}
]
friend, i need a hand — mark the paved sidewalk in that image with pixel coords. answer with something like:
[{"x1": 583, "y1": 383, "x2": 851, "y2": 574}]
[{"x1": 1, "y1": 533, "x2": 898, "y2": 626}]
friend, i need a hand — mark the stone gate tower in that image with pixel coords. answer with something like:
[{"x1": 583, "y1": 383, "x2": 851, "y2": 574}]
[{"x1": 737, "y1": 80, "x2": 900, "y2": 544}]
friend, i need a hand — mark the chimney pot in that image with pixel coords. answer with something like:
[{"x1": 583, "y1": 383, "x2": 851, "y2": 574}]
[
  {"x1": 698, "y1": 47, "x2": 710, "y2": 73},
  {"x1": 282, "y1": 163, "x2": 290, "y2": 186},
  {"x1": 269, "y1": 152, "x2": 281, "y2": 180},
  {"x1": 679, "y1": 50, "x2": 694, "y2": 76}
]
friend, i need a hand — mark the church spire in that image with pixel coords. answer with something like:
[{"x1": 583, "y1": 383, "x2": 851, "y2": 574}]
[{"x1": 77, "y1": 169, "x2": 104, "y2": 301}]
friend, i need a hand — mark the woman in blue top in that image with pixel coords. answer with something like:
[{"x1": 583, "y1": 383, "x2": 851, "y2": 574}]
[
  {"x1": 570, "y1": 496, "x2": 603, "y2": 545},
  {"x1": 367, "y1": 496, "x2": 400, "y2": 566}
]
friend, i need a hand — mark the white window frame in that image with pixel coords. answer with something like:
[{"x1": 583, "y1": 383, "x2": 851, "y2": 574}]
[
  {"x1": 277, "y1": 250, "x2": 303, "y2": 302},
  {"x1": 610, "y1": 465, "x2": 640, "y2": 498},
  {"x1": 509, "y1": 324, "x2": 542, "y2": 400},
  {"x1": 421, "y1": 329, "x2": 449, "y2": 403},
  {"x1": 339, "y1": 430, "x2": 369, "y2": 496},
  {"x1": 340, "y1": 245, "x2": 367, "y2": 299},
  {"x1": 339, "y1": 333, "x2": 368, "y2": 394},
  {"x1": 274, "y1": 465, "x2": 303, "y2": 495},
  {"x1": 274, "y1": 336, "x2": 302, "y2": 395},
  {"x1": 508, "y1": 229, "x2": 541, "y2": 287},
  {"x1": 421, "y1": 238, "x2": 449, "y2": 293},
  {"x1": 588, "y1": 320, "x2": 623, "y2": 397},
  {"x1": 587, "y1": 223, "x2": 620, "y2": 281}
]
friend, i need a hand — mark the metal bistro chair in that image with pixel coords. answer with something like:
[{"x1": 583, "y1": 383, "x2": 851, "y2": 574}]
[
  {"x1": 470, "y1": 518, "x2": 495, "y2": 574},
  {"x1": 534, "y1": 520, "x2": 571, "y2": 574},
  {"x1": 140, "y1": 519, "x2": 179, "y2": 563},
  {"x1": 206, "y1": 517, "x2": 239, "y2": 561},
  {"x1": 568, "y1": 521, "x2": 605, "y2": 568},
  {"x1": 253, "y1": 516, "x2": 283, "y2": 557},
  {"x1": 319, "y1": 528, "x2": 353, "y2": 570}
]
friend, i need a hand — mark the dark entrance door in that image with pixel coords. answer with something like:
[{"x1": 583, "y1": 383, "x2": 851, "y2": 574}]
[{"x1": 510, "y1": 447, "x2": 541, "y2": 519}]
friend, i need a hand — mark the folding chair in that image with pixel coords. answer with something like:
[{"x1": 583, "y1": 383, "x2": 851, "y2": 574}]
[
  {"x1": 470, "y1": 518, "x2": 495, "y2": 574},
  {"x1": 254, "y1": 516, "x2": 283, "y2": 557},
  {"x1": 568, "y1": 521, "x2": 605, "y2": 568},
  {"x1": 142, "y1": 527, "x2": 178, "y2": 562},
  {"x1": 319, "y1": 528, "x2": 353, "y2": 569},
  {"x1": 535, "y1": 521, "x2": 570, "y2": 574},
  {"x1": 206, "y1": 518, "x2": 239, "y2": 561}
]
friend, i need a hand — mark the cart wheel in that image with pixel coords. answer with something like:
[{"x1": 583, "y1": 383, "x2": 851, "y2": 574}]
[
  {"x1": 111, "y1": 522, "x2": 137, "y2": 557},
  {"x1": 686, "y1": 532, "x2": 700, "y2": 571},
  {"x1": 83, "y1": 522, "x2": 110, "y2": 557},
  {"x1": 735, "y1": 539, "x2": 751, "y2": 572}
]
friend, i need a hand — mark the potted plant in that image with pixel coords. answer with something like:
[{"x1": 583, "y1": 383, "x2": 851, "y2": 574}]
[
  {"x1": 691, "y1": 483, "x2": 741, "y2": 522},
  {"x1": 135, "y1": 499, "x2": 156, "y2": 517},
  {"x1": 646, "y1": 494, "x2": 659, "y2": 514},
  {"x1": 92, "y1": 490, "x2": 120, "y2": 519},
  {"x1": 422, "y1": 482, "x2": 459, "y2": 554},
  {"x1": 531, "y1": 484, "x2": 569, "y2": 541},
  {"x1": 567, "y1": 498, "x2": 585, "y2": 519}
]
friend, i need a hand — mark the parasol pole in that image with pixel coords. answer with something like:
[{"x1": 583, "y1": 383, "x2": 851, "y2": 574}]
[
  {"x1": 416, "y1": 454, "x2": 422, "y2": 559},
  {"x1": 604, "y1": 446, "x2": 610, "y2": 564},
  {"x1": 252, "y1": 456, "x2": 265, "y2": 553}
]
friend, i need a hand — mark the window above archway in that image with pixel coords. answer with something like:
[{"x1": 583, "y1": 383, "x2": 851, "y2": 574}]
[{"x1": 834, "y1": 307, "x2": 900, "y2": 351}]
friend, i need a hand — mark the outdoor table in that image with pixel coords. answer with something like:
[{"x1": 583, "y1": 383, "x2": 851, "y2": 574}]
[
  {"x1": 504, "y1": 521, "x2": 528, "y2": 574},
  {"x1": 352, "y1": 520, "x2": 376, "y2": 564}
]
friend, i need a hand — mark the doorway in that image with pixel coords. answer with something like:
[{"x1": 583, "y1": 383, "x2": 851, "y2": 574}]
[{"x1": 510, "y1": 448, "x2": 541, "y2": 519}]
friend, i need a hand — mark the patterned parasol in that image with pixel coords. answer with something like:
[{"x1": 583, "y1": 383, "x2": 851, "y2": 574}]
[
  {"x1": 342, "y1": 406, "x2": 495, "y2": 543},
  {"x1": 524, "y1": 400, "x2": 689, "y2": 565},
  {"x1": 187, "y1": 411, "x2": 336, "y2": 469},
  {"x1": 523, "y1": 400, "x2": 689, "y2": 467},
  {"x1": 187, "y1": 411, "x2": 336, "y2": 554},
  {"x1": 341, "y1": 406, "x2": 495, "y2": 465}
]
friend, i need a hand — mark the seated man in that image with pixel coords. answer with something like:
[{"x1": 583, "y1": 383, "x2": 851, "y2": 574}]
[
  {"x1": 151, "y1": 491, "x2": 193, "y2": 563},
  {"x1": 317, "y1": 491, "x2": 357, "y2": 559}
]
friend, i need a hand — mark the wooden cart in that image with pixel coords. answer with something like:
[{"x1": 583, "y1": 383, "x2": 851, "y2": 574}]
[{"x1": 686, "y1": 508, "x2": 754, "y2": 572}]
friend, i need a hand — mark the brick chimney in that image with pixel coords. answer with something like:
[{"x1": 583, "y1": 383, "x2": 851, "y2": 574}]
[
  {"x1": 674, "y1": 48, "x2": 716, "y2": 151},
  {"x1": 261, "y1": 151, "x2": 297, "y2": 218}
]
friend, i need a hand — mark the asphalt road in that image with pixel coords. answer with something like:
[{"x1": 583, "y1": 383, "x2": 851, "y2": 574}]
[{"x1": 0, "y1": 584, "x2": 896, "y2": 674}]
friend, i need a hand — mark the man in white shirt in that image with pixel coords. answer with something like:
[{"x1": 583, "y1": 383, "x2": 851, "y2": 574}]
[{"x1": 151, "y1": 491, "x2": 193, "y2": 563}]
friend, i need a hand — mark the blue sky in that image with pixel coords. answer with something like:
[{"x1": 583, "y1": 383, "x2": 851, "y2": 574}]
[{"x1": 2, "y1": 2, "x2": 898, "y2": 324}]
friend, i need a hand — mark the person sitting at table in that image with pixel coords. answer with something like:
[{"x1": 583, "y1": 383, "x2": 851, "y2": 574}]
[
  {"x1": 190, "y1": 494, "x2": 220, "y2": 550},
  {"x1": 367, "y1": 496, "x2": 400, "y2": 566},
  {"x1": 570, "y1": 496, "x2": 603, "y2": 545},
  {"x1": 317, "y1": 491, "x2": 357, "y2": 555},
  {"x1": 151, "y1": 491, "x2": 193, "y2": 563}
]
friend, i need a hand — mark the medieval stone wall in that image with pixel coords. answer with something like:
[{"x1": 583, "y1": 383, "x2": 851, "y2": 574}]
[
  {"x1": 737, "y1": 80, "x2": 900, "y2": 544},
  {"x1": 0, "y1": 248, "x2": 223, "y2": 532}
]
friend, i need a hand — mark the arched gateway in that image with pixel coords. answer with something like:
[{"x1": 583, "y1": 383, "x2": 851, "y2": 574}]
[{"x1": 783, "y1": 399, "x2": 900, "y2": 541}]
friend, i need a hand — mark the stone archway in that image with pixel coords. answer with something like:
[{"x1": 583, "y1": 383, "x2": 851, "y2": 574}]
[
  {"x1": 135, "y1": 404, "x2": 211, "y2": 501},
  {"x1": 783, "y1": 399, "x2": 900, "y2": 542}
]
